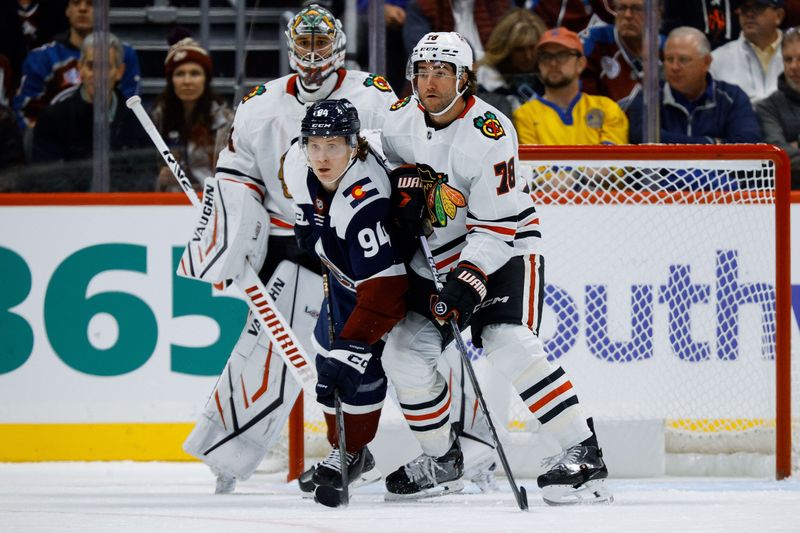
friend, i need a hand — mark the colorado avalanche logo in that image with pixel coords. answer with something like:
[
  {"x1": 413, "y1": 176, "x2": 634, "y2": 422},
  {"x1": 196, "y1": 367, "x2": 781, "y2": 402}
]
[
  {"x1": 390, "y1": 96, "x2": 412, "y2": 111},
  {"x1": 417, "y1": 163, "x2": 466, "y2": 228},
  {"x1": 473, "y1": 112, "x2": 505, "y2": 140},
  {"x1": 364, "y1": 74, "x2": 392, "y2": 92},
  {"x1": 242, "y1": 84, "x2": 267, "y2": 103}
]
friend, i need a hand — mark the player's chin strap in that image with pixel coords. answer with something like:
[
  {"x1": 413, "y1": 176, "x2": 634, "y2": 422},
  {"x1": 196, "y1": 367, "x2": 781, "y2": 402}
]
[{"x1": 417, "y1": 77, "x2": 468, "y2": 118}]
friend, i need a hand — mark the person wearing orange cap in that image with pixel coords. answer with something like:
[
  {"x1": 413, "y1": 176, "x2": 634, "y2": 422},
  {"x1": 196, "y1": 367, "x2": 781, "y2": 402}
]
[
  {"x1": 151, "y1": 37, "x2": 233, "y2": 191},
  {"x1": 513, "y1": 27, "x2": 628, "y2": 159}
]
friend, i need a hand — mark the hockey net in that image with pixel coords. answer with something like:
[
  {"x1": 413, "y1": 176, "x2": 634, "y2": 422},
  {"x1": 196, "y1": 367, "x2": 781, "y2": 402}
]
[{"x1": 278, "y1": 144, "x2": 796, "y2": 480}]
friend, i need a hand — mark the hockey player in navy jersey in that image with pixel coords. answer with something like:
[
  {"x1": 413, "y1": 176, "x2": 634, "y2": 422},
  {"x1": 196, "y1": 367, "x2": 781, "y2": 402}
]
[
  {"x1": 380, "y1": 32, "x2": 613, "y2": 505},
  {"x1": 282, "y1": 99, "x2": 408, "y2": 506}
]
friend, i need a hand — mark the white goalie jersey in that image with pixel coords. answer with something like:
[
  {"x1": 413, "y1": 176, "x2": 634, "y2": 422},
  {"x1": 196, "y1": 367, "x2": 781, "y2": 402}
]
[
  {"x1": 380, "y1": 95, "x2": 542, "y2": 280},
  {"x1": 214, "y1": 69, "x2": 397, "y2": 237}
]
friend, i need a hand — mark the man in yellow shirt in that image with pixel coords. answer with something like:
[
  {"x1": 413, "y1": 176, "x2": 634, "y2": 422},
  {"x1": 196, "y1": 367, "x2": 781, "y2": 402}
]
[{"x1": 513, "y1": 27, "x2": 629, "y2": 146}]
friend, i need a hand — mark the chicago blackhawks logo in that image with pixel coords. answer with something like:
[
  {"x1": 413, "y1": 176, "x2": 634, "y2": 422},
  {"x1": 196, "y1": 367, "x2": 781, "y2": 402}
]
[
  {"x1": 473, "y1": 111, "x2": 505, "y2": 140},
  {"x1": 390, "y1": 95, "x2": 412, "y2": 111},
  {"x1": 417, "y1": 163, "x2": 466, "y2": 227},
  {"x1": 242, "y1": 84, "x2": 267, "y2": 103},
  {"x1": 364, "y1": 74, "x2": 392, "y2": 92}
]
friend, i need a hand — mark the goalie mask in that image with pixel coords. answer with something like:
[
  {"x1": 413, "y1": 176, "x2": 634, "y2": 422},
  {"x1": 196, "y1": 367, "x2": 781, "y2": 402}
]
[
  {"x1": 300, "y1": 99, "x2": 361, "y2": 189},
  {"x1": 285, "y1": 4, "x2": 346, "y2": 90},
  {"x1": 406, "y1": 32, "x2": 474, "y2": 117}
]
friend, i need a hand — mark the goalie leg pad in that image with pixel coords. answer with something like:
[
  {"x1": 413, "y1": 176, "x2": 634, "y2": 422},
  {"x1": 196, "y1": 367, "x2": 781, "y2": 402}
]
[
  {"x1": 481, "y1": 323, "x2": 592, "y2": 449},
  {"x1": 182, "y1": 312, "x2": 303, "y2": 479},
  {"x1": 183, "y1": 261, "x2": 323, "y2": 479},
  {"x1": 383, "y1": 312, "x2": 454, "y2": 458},
  {"x1": 178, "y1": 177, "x2": 270, "y2": 284}
]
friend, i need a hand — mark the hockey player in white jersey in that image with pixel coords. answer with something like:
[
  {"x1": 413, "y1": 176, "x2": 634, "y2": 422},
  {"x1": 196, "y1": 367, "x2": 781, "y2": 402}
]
[
  {"x1": 282, "y1": 99, "x2": 408, "y2": 507},
  {"x1": 180, "y1": 4, "x2": 398, "y2": 494},
  {"x1": 380, "y1": 31, "x2": 613, "y2": 505}
]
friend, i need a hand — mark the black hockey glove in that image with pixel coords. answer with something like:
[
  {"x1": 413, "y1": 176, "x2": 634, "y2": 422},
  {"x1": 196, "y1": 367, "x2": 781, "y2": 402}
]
[
  {"x1": 389, "y1": 165, "x2": 427, "y2": 234},
  {"x1": 315, "y1": 339, "x2": 372, "y2": 402},
  {"x1": 430, "y1": 262, "x2": 488, "y2": 329}
]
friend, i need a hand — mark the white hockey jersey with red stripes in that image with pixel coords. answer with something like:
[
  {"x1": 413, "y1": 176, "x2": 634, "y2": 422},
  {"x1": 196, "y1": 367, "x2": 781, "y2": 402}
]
[
  {"x1": 380, "y1": 95, "x2": 542, "y2": 280},
  {"x1": 214, "y1": 69, "x2": 397, "y2": 237}
]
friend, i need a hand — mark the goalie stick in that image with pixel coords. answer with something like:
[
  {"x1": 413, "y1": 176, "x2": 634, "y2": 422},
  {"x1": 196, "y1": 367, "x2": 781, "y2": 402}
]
[
  {"x1": 126, "y1": 95, "x2": 317, "y2": 393},
  {"x1": 419, "y1": 235, "x2": 529, "y2": 512}
]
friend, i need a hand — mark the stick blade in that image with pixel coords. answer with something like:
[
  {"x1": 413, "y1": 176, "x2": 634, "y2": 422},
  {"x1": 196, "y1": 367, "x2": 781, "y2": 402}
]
[
  {"x1": 314, "y1": 485, "x2": 348, "y2": 508},
  {"x1": 518, "y1": 485, "x2": 529, "y2": 511}
]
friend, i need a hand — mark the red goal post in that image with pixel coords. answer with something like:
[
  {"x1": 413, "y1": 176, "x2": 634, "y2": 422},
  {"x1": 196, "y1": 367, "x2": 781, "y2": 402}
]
[{"x1": 285, "y1": 144, "x2": 794, "y2": 481}]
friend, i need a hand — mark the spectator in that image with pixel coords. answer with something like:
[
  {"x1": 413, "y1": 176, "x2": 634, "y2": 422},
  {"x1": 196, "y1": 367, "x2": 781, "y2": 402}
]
[
  {"x1": 756, "y1": 27, "x2": 800, "y2": 188},
  {"x1": 31, "y1": 32, "x2": 150, "y2": 191},
  {"x1": 711, "y1": 0, "x2": 785, "y2": 103},
  {"x1": 13, "y1": 0, "x2": 140, "y2": 130},
  {"x1": 476, "y1": 8, "x2": 546, "y2": 118},
  {"x1": 513, "y1": 27, "x2": 628, "y2": 191},
  {"x1": 0, "y1": 0, "x2": 69, "y2": 95},
  {"x1": 151, "y1": 37, "x2": 233, "y2": 192},
  {"x1": 582, "y1": 0, "x2": 666, "y2": 103},
  {"x1": 402, "y1": 0, "x2": 513, "y2": 62},
  {"x1": 530, "y1": 0, "x2": 615, "y2": 33},
  {"x1": 662, "y1": 0, "x2": 740, "y2": 50},
  {"x1": 626, "y1": 27, "x2": 762, "y2": 145},
  {"x1": 513, "y1": 27, "x2": 628, "y2": 145}
]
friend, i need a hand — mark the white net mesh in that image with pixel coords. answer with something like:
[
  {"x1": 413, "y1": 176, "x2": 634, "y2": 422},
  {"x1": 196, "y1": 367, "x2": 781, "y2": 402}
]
[{"x1": 282, "y1": 145, "x2": 796, "y2": 478}]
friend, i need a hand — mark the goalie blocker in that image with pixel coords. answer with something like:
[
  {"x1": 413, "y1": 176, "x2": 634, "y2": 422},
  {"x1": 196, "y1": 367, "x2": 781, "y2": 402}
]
[{"x1": 178, "y1": 177, "x2": 269, "y2": 284}]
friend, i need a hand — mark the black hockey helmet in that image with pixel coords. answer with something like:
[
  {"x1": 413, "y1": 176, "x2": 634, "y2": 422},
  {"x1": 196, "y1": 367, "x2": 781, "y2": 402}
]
[{"x1": 300, "y1": 98, "x2": 361, "y2": 147}]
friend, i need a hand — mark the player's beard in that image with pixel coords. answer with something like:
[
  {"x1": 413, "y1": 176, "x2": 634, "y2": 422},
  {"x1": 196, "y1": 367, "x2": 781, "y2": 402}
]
[{"x1": 421, "y1": 96, "x2": 443, "y2": 114}]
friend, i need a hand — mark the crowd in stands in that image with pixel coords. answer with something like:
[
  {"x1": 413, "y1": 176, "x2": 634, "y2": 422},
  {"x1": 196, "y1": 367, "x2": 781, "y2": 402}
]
[{"x1": 2, "y1": 0, "x2": 800, "y2": 191}]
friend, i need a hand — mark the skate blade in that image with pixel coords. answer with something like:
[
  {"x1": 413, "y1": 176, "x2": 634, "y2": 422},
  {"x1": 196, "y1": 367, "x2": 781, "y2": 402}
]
[
  {"x1": 384, "y1": 480, "x2": 465, "y2": 502},
  {"x1": 542, "y1": 479, "x2": 614, "y2": 506},
  {"x1": 300, "y1": 468, "x2": 383, "y2": 499}
]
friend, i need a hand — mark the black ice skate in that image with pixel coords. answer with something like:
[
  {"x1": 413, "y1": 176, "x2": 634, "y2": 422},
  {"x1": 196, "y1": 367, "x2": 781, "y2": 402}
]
[
  {"x1": 311, "y1": 446, "x2": 381, "y2": 507},
  {"x1": 537, "y1": 444, "x2": 613, "y2": 505},
  {"x1": 384, "y1": 438, "x2": 465, "y2": 501}
]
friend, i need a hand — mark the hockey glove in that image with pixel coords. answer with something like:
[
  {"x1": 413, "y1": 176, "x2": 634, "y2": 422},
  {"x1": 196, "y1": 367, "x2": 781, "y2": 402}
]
[
  {"x1": 430, "y1": 262, "x2": 488, "y2": 329},
  {"x1": 389, "y1": 165, "x2": 427, "y2": 234},
  {"x1": 316, "y1": 339, "x2": 372, "y2": 402}
]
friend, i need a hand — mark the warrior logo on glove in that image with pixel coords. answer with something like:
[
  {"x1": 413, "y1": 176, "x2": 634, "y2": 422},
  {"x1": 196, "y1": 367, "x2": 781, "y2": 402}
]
[{"x1": 430, "y1": 262, "x2": 488, "y2": 328}]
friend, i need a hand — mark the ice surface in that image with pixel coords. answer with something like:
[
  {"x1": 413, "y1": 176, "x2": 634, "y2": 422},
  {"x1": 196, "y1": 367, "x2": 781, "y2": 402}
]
[{"x1": 1, "y1": 462, "x2": 798, "y2": 532}]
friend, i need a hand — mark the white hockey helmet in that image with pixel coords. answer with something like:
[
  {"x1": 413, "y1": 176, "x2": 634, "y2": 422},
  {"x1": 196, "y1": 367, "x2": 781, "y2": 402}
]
[
  {"x1": 406, "y1": 32, "x2": 474, "y2": 116},
  {"x1": 285, "y1": 4, "x2": 346, "y2": 90},
  {"x1": 405, "y1": 32, "x2": 474, "y2": 82}
]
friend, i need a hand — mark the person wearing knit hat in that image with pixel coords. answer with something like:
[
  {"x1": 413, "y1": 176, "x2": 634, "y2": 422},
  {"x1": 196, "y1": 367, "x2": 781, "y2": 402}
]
[
  {"x1": 151, "y1": 35, "x2": 232, "y2": 192},
  {"x1": 164, "y1": 37, "x2": 213, "y2": 79}
]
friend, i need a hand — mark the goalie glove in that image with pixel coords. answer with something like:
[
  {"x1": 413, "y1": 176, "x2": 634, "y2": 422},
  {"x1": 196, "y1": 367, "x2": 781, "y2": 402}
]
[
  {"x1": 177, "y1": 177, "x2": 269, "y2": 284},
  {"x1": 430, "y1": 262, "x2": 488, "y2": 328},
  {"x1": 316, "y1": 340, "x2": 372, "y2": 401}
]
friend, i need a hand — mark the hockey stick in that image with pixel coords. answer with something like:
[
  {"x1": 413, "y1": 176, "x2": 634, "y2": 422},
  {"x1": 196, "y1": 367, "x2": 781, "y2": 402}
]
[
  {"x1": 315, "y1": 268, "x2": 349, "y2": 507},
  {"x1": 126, "y1": 95, "x2": 317, "y2": 392},
  {"x1": 419, "y1": 236, "x2": 529, "y2": 511}
]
